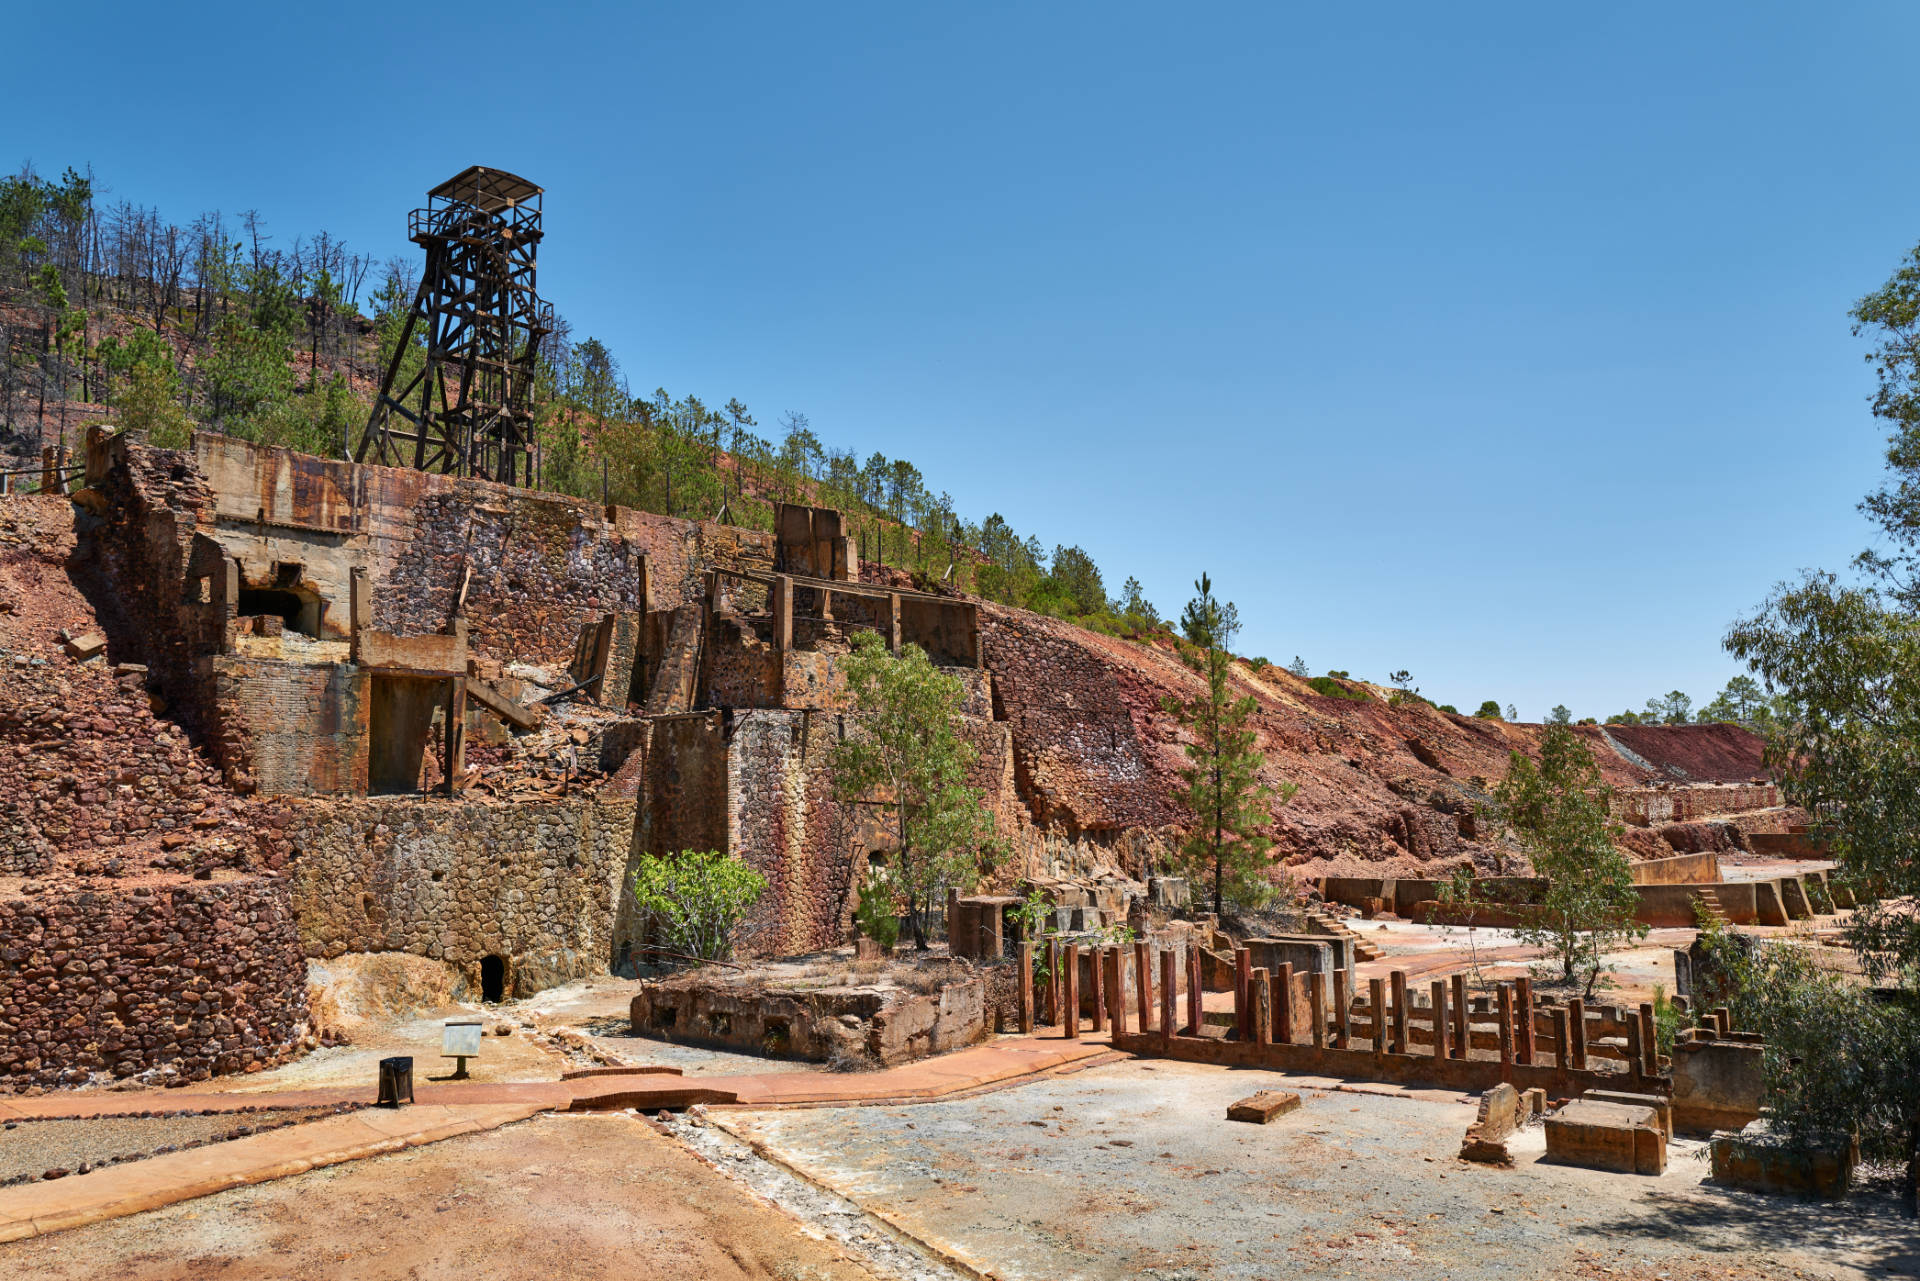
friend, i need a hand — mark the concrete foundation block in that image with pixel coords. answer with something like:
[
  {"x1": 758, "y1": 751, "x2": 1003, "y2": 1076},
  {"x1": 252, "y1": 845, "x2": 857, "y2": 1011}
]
[
  {"x1": 1544, "y1": 1100, "x2": 1666, "y2": 1175},
  {"x1": 1226, "y1": 1090, "x2": 1301, "y2": 1124}
]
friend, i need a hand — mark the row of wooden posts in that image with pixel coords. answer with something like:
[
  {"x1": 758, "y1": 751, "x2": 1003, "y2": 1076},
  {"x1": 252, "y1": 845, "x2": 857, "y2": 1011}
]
[
  {"x1": 0, "y1": 446, "x2": 83, "y2": 497},
  {"x1": 1017, "y1": 940, "x2": 1665, "y2": 1078}
]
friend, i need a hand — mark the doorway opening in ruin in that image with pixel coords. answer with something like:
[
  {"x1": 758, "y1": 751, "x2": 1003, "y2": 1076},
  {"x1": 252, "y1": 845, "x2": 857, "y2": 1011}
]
[
  {"x1": 367, "y1": 674, "x2": 443, "y2": 793},
  {"x1": 480, "y1": 955, "x2": 506, "y2": 1003}
]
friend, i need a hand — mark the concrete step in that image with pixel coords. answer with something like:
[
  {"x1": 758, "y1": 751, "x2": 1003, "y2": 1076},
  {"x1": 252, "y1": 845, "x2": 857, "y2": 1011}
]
[{"x1": 1694, "y1": 888, "x2": 1732, "y2": 929}]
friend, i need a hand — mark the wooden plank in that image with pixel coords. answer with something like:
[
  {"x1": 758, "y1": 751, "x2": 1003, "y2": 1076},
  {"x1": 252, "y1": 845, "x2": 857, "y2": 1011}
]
[{"x1": 464, "y1": 676, "x2": 539, "y2": 730}]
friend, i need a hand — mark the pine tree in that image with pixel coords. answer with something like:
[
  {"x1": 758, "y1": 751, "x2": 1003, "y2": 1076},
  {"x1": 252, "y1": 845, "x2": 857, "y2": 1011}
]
[{"x1": 1161, "y1": 573, "x2": 1295, "y2": 916}]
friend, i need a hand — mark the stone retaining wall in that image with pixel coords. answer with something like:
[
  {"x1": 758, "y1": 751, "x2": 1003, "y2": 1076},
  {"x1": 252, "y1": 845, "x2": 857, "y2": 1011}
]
[
  {"x1": 0, "y1": 877, "x2": 308, "y2": 1090},
  {"x1": 279, "y1": 795, "x2": 636, "y2": 996}
]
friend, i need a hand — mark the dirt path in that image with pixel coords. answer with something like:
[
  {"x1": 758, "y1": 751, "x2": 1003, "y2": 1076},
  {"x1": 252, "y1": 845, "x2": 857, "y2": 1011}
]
[{"x1": 0, "y1": 1112, "x2": 882, "y2": 1281}]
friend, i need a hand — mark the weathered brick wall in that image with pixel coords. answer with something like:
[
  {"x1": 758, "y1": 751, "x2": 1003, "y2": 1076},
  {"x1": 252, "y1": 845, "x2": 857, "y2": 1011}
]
[
  {"x1": 0, "y1": 660, "x2": 240, "y2": 870},
  {"x1": 206, "y1": 657, "x2": 369, "y2": 797},
  {"x1": 0, "y1": 877, "x2": 308, "y2": 1089},
  {"x1": 280, "y1": 795, "x2": 636, "y2": 997},
  {"x1": 726, "y1": 710, "x2": 857, "y2": 956},
  {"x1": 637, "y1": 714, "x2": 730, "y2": 858},
  {"x1": 370, "y1": 479, "x2": 774, "y2": 671}
]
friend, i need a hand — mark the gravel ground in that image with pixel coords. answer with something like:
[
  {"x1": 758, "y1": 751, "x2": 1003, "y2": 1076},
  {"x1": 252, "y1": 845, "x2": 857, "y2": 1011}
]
[
  {"x1": 720, "y1": 1058, "x2": 1920, "y2": 1281},
  {"x1": 0, "y1": 1107, "x2": 340, "y2": 1182},
  {"x1": 666, "y1": 1110, "x2": 967, "y2": 1280}
]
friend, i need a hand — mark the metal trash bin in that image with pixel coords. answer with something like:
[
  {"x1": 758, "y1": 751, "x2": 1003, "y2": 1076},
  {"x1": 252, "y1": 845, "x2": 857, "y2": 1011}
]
[{"x1": 377, "y1": 1055, "x2": 414, "y2": 1107}]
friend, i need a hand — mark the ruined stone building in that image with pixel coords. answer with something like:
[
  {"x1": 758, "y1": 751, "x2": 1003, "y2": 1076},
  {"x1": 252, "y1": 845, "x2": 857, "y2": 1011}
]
[{"x1": 0, "y1": 426, "x2": 1787, "y2": 1090}]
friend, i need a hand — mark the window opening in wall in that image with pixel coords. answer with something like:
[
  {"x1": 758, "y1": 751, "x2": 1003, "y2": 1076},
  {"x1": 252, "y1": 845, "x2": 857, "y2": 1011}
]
[
  {"x1": 762, "y1": 1018, "x2": 791, "y2": 1056},
  {"x1": 238, "y1": 588, "x2": 307, "y2": 630},
  {"x1": 480, "y1": 955, "x2": 506, "y2": 1003}
]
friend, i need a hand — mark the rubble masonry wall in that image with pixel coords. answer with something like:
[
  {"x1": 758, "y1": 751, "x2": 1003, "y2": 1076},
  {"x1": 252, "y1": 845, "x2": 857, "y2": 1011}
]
[
  {"x1": 0, "y1": 877, "x2": 308, "y2": 1089},
  {"x1": 280, "y1": 795, "x2": 636, "y2": 996}
]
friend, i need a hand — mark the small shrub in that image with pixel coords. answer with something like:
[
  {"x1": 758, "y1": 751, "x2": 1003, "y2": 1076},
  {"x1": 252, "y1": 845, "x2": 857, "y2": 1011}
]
[
  {"x1": 628, "y1": 849, "x2": 767, "y2": 964},
  {"x1": 1008, "y1": 889, "x2": 1053, "y2": 977},
  {"x1": 1308, "y1": 675, "x2": 1371, "y2": 702},
  {"x1": 1650, "y1": 983, "x2": 1686, "y2": 1058},
  {"x1": 854, "y1": 863, "x2": 901, "y2": 948}
]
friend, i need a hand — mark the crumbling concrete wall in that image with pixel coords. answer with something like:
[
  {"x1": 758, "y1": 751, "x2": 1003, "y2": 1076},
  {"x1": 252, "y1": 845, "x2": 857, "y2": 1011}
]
[
  {"x1": 0, "y1": 877, "x2": 308, "y2": 1089},
  {"x1": 1615, "y1": 783, "x2": 1780, "y2": 826},
  {"x1": 1626, "y1": 850, "x2": 1722, "y2": 885},
  {"x1": 280, "y1": 795, "x2": 636, "y2": 996},
  {"x1": 629, "y1": 965, "x2": 987, "y2": 1066}
]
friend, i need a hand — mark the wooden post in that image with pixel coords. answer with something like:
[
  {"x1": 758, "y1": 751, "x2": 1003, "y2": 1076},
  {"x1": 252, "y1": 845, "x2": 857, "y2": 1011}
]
[
  {"x1": 1332, "y1": 970, "x2": 1351, "y2": 1049},
  {"x1": 1064, "y1": 944, "x2": 1080, "y2": 1039},
  {"x1": 1185, "y1": 944, "x2": 1202, "y2": 1036},
  {"x1": 1515, "y1": 976, "x2": 1535, "y2": 1066},
  {"x1": 887, "y1": 592, "x2": 902, "y2": 653},
  {"x1": 1089, "y1": 946, "x2": 1105, "y2": 1033},
  {"x1": 1426, "y1": 979, "x2": 1445, "y2": 1059},
  {"x1": 1274, "y1": 962, "x2": 1294, "y2": 1045},
  {"x1": 1134, "y1": 941, "x2": 1151, "y2": 1032},
  {"x1": 1497, "y1": 983, "x2": 1515, "y2": 1080},
  {"x1": 1369, "y1": 977, "x2": 1387, "y2": 1061},
  {"x1": 1048, "y1": 940, "x2": 1062, "y2": 1025},
  {"x1": 1252, "y1": 968, "x2": 1271, "y2": 1048},
  {"x1": 1106, "y1": 948, "x2": 1125, "y2": 1033},
  {"x1": 1308, "y1": 971, "x2": 1327, "y2": 1048},
  {"x1": 1450, "y1": 973, "x2": 1469, "y2": 1059},
  {"x1": 1390, "y1": 970, "x2": 1409, "y2": 1055},
  {"x1": 1568, "y1": 997, "x2": 1588, "y2": 1069},
  {"x1": 1625, "y1": 1012, "x2": 1646, "y2": 1086},
  {"x1": 772, "y1": 574, "x2": 793, "y2": 651},
  {"x1": 1160, "y1": 950, "x2": 1177, "y2": 1046},
  {"x1": 1235, "y1": 947, "x2": 1252, "y2": 1039},
  {"x1": 1018, "y1": 943, "x2": 1034, "y2": 1034},
  {"x1": 1552, "y1": 1006, "x2": 1572, "y2": 1071},
  {"x1": 443, "y1": 677, "x2": 468, "y2": 794},
  {"x1": 1638, "y1": 1002, "x2": 1658, "y2": 1076}
]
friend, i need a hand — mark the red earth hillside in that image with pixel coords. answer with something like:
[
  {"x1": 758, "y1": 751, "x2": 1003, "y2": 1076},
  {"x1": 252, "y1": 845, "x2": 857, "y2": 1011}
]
[{"x1": 979, "y1": 605, "x2": 1776, "y2": 884}]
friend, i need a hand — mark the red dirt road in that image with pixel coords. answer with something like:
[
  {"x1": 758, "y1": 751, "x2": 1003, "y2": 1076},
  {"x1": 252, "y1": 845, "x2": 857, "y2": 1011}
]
[{"x1": 0, "y1": 1112, "x2": 878, "y2": 1281}]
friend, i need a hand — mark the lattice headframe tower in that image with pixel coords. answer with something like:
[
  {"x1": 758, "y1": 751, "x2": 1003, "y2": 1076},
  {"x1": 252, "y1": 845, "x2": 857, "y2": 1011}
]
[{"x1": 357, "y1": 166, "x2": 553, "y2": 487}]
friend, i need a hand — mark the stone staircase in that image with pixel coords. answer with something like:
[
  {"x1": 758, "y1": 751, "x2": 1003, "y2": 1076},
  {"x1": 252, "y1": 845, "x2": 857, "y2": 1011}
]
[
  {"x1": 1693, "y1": 887, "x2": 1732, "y2": 930},
  {"x1": 1303, "y1": 907, "x2": 1384, "y2": 962}
]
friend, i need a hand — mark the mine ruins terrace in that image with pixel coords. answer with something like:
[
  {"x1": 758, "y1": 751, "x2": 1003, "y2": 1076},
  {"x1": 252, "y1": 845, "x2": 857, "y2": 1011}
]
[{"x1": 0, "y1": 427, "x2": 1908, "y2": 1280}]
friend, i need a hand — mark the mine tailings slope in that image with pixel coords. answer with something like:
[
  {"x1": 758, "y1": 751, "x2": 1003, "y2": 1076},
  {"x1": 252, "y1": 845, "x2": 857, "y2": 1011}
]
[{"x1": 978, "y1": 604, "x2": 1770, "y2": 883}]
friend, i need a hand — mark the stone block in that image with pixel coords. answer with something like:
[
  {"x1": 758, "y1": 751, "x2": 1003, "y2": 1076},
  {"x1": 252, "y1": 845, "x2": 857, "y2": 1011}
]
[
  {"x1": 1710, "y1": 1123, "x2": 1855, "y2": 1199},
  {"x1": 63, "y1": 631, "x2": 106, "y2": 660},
  {"x1": 1544, "y1": 1100, "x2": 1666, "y2": 1175},
  {"x1": 1671, "y1": 1038, "x2": 1765, "y2": 1133},
  {"x1": 1226, "y1": 1090, "x2": 1301, "y2": 1124},
  {"x1": 1585, "y1": 1089, "x2": 1671, "y2": 1142}
]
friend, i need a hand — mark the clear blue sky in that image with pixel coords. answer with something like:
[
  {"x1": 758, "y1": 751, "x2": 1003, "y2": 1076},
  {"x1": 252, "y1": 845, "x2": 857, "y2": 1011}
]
[{"x1": 11, "y1": 2, "x2": 1911, "y2": 720}]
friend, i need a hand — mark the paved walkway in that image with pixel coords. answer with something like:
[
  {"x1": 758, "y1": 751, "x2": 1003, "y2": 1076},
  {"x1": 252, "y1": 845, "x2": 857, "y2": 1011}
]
[{"x1": 0, "y1": 1032, "x2": 1117, "y2": 1243}]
